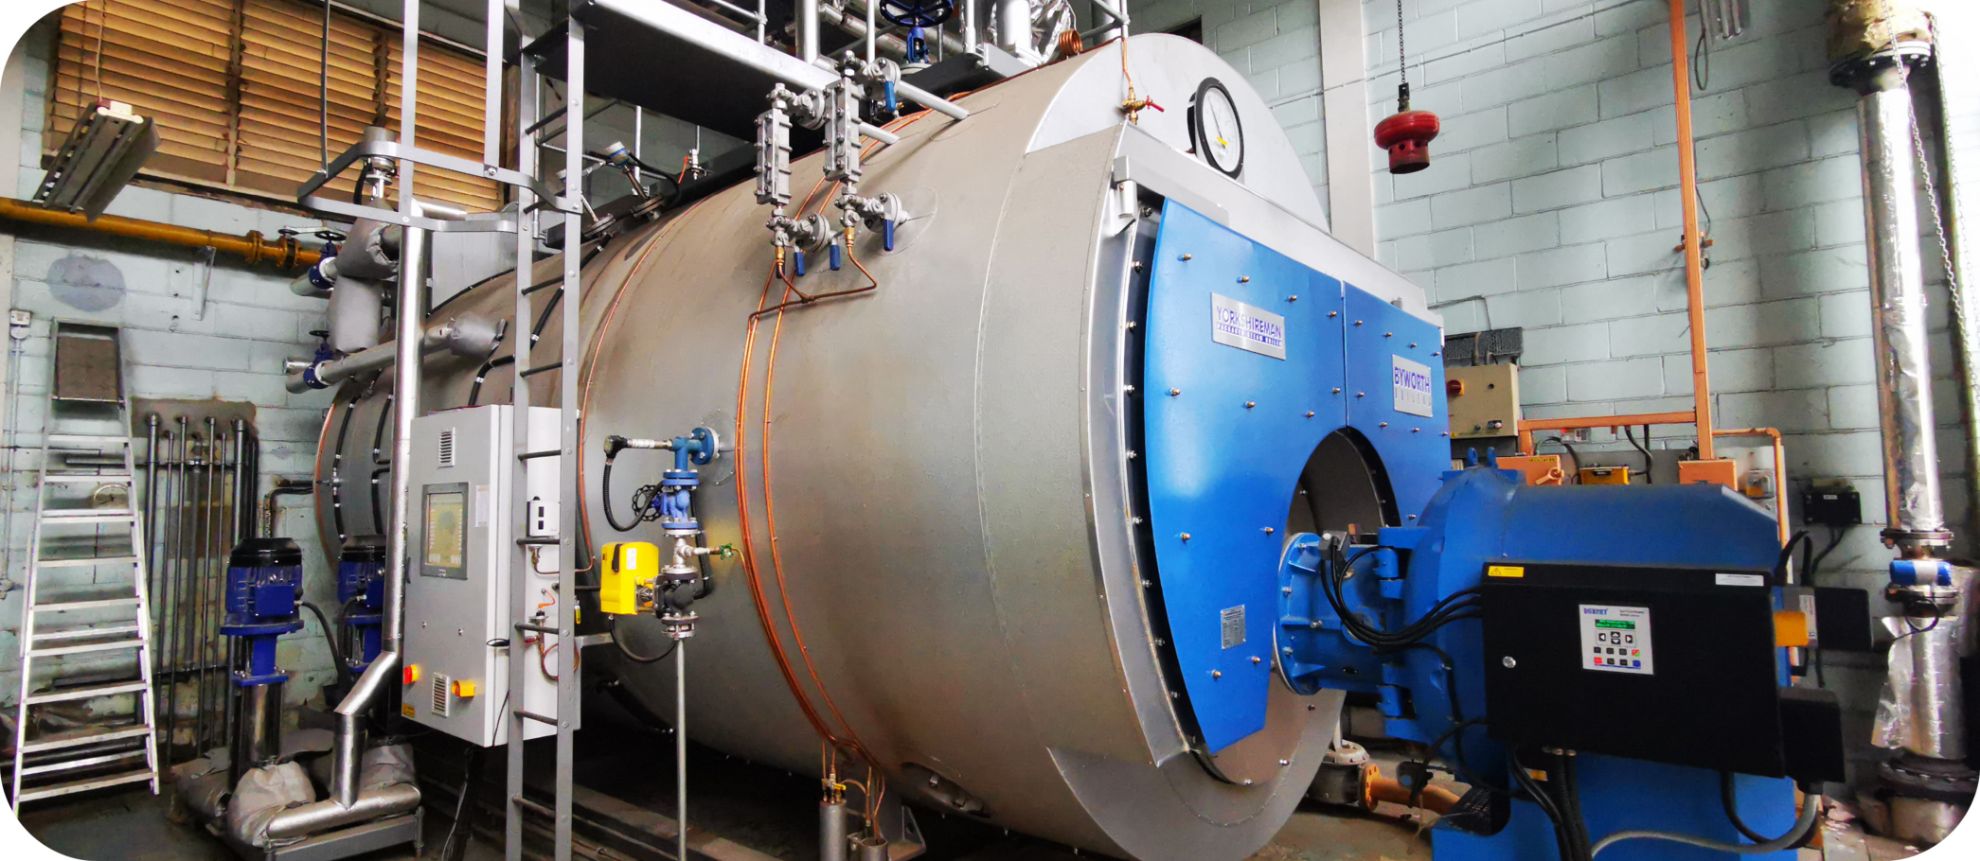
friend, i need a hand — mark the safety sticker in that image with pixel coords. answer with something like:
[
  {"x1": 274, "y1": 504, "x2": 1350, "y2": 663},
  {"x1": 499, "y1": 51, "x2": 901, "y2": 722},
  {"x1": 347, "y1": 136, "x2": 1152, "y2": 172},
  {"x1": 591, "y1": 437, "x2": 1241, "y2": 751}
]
[{"x1": 1211, "y1": 293, "x2": 1286, "y2": 360}]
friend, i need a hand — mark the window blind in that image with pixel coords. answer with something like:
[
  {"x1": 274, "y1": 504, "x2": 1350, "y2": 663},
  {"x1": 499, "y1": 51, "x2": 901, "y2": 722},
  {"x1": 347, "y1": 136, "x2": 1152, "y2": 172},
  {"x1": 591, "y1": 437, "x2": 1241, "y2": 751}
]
[{"x1": 47, "y1": 0, "x2": 500, "y2": 211}]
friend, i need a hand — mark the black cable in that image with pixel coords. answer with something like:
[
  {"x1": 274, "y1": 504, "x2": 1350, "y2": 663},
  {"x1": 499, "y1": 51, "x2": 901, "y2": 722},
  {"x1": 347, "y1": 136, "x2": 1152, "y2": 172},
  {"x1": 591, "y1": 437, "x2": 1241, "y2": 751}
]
[
  {"x1": 608, "y1": 616, "x2": 675, "y2": 663},
  {"x1": 1623, "y1": 425, "x2": 1654, "y2": 484},
  {"x1": 1718, "y1": 771, "x2": 1820, "y2": 850},
  {"x1": 600, "y1": 452, "x2": 653, "y2": 533},
  {"x1": 298, "y1": 601, "x2": 351, "y2": 690},
  {"x1": 1809, "y1": 524, "x2": 1845, "y2": 581},
  {"x1": 1321, "y1": 537, "x2": 1481, "y2": 649},
  {"x1": 1773, "y1": 530, "x2": 1812, "y2": 586},
  {"x1": 438, "y1": 720, "x2": 489, "y2": 860},
  {"x1": 1510, "y1": 749, "x2": 1575, "y2": 861},
  {"x1": 1557, "y1": 751, "x2": 1591, "y2": 861},
  {"x1": 1538, "y1": 436, "x2": 1582, "y2": 480}
]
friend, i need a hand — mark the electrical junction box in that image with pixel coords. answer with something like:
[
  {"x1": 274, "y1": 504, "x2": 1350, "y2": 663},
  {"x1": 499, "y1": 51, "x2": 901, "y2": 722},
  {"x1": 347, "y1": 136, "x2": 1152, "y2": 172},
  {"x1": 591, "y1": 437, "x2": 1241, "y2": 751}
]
[
  {"x1": 1445, "y1": 363, "x2": 1520, "y2": 439},
  {"x1": 1480, "y1": 561, "x2": 1812, "y2": 778},
  {"x1": 402, "y1": 405, "x2": 573, "y2": 747}
]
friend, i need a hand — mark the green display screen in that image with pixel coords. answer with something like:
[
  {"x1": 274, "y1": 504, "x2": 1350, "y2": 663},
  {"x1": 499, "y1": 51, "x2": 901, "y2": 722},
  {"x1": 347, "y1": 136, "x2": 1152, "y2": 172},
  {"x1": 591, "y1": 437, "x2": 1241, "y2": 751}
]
[{"x1": 1594, "y1": 620, "x2": 1636, "y2": 630}]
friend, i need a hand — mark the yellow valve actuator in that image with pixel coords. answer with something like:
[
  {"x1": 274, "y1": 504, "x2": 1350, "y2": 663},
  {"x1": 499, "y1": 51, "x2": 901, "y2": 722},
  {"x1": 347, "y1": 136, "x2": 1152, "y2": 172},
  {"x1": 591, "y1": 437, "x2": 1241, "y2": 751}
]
[{"x1": 600, "y1": 541, "x2": 660, "y2": 616}]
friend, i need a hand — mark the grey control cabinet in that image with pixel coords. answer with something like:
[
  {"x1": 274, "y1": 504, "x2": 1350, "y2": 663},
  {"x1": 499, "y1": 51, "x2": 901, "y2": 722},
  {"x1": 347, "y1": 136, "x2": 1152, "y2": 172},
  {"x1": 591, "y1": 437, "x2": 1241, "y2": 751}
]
[{"x1": 402, "y1": 405, "x2": 572, "y2": 746}]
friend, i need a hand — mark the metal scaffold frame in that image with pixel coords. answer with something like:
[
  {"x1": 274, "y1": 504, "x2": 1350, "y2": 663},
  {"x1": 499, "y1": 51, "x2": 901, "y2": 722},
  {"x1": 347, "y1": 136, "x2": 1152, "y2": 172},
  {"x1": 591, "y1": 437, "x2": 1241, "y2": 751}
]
[{"x1": 292, "y1": 2, "x2": 584, "y2": 860}]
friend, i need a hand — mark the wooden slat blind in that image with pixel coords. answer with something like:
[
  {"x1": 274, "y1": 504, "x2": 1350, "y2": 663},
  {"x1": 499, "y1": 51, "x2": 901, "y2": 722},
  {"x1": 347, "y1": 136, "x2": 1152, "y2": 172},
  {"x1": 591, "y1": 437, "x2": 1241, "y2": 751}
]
[{"x1": 47, "y1": 0, "x2": 500, "y2": 211}]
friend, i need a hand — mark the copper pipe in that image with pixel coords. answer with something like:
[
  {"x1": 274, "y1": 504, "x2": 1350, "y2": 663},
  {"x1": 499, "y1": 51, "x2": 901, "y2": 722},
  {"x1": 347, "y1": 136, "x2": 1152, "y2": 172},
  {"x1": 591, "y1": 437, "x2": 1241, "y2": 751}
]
[
  {"x1": 0, "y1": 198, "x2": 319, "y2": 270},
  {"x1": 1668, "y1": 0, "x2": 1715, "y2": 459},
  {"x1": 1366, "y1": 774, "x2": 1460, "y2": 815},
  {"x1": 1714, "y1": 427, "x2": 1790, "y2": 546}
]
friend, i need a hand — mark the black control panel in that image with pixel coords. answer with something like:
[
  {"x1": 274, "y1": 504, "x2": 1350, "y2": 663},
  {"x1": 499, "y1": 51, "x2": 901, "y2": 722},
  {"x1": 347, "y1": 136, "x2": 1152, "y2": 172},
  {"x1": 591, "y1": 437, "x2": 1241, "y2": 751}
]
[{"x1": 1480, "y1": 561, "x2": 1842, "y2": 783}]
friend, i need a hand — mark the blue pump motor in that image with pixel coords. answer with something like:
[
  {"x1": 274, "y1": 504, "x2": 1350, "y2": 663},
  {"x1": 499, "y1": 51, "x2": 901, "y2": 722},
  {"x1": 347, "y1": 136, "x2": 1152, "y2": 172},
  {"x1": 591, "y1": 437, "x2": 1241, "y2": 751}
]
[
  {"x1": 337, "y1": 535, "x2": 388, "y2": 671},
  {"x1": 222, "y1": 537, "x2": 306, "y2": 688}
]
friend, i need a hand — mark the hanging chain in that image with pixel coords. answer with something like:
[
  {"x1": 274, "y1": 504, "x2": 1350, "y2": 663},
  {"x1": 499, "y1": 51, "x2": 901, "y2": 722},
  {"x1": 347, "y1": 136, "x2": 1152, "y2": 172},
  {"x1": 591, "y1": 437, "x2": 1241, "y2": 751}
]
[{"x1": 1396, "y1": 0, "x2": 1408, "y2": 87}]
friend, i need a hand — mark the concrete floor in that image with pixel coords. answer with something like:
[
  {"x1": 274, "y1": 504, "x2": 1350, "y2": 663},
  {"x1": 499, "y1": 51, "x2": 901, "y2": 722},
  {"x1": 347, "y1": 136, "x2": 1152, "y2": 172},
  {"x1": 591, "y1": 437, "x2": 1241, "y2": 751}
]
[{"x1": 7, "y1": 698, "x2": 1919, "y2": 861}]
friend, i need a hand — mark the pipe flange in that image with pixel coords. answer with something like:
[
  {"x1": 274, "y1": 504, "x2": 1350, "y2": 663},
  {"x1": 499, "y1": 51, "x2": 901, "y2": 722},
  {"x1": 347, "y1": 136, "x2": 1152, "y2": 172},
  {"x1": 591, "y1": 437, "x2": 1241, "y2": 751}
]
[
  {"x1": 1828, "y1": 40, "x2": 1932, "y2": 93},
  {"x1": 1879, "y1": 754, "x2": 1979, "y2": 805},
  {"x1": 1882, "y1": 527, "x2": 1955, "y2": 550}
]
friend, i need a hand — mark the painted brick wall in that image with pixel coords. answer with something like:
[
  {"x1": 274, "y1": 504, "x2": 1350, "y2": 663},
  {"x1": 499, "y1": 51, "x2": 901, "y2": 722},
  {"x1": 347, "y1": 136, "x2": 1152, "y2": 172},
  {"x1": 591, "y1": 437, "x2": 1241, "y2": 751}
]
[
  {"x1": 0, "y1": 19, "x2": 344, "y2": 721},
  {"x1": 1132, "y1": 0, "x2": 1332, "y2": 216}
]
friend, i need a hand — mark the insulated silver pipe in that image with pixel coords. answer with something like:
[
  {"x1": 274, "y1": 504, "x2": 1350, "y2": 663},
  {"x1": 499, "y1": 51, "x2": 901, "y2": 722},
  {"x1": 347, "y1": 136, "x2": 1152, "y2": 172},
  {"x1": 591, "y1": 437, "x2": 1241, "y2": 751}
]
[
  {"x1": 316, "y1": 224, "x2": 425, "y2": 811},
  {"x1": 1856, "y1": 81, "x2": 1946, "y2": 544},
  {"x1": 264, "y1": 783, "x2": 423, "y2": 840},
  {"x1": 286, "y1": 312, "x2": 501, "y2": 393},
  {"x1": 383, "y1": 225, "x2": 425, "y2": 656}
]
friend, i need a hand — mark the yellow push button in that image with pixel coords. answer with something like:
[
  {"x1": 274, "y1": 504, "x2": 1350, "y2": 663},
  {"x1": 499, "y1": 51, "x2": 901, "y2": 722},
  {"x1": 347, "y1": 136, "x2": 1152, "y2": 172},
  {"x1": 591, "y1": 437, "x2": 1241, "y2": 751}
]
[{"x1": 452, "y1": 679, "x2": 478, "y2": 698}]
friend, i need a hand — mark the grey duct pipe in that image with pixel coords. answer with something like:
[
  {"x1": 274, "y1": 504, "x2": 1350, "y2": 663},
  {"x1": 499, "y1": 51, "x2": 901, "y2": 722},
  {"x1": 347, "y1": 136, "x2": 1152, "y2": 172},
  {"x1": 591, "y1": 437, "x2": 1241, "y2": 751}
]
[
  {"x1": 285, "y1": 311, "x2": 501, "y2": 393},
  {"x1": 263, "y1": 227, "x2": 427, "y2": 838},
  {"x1": 1856, "y1": 80, "x2": 1948, "y2": 544},
  {"x1": 993, "y1": 0, "x2": 1026, "y2": 55}
]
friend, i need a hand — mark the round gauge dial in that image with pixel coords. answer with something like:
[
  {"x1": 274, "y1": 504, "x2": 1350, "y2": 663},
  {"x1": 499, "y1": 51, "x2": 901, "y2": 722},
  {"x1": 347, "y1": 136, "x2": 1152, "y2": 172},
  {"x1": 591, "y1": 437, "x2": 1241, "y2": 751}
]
[{"x1": 1189, "y1": 78, "x2": 1245, "y2": 178}]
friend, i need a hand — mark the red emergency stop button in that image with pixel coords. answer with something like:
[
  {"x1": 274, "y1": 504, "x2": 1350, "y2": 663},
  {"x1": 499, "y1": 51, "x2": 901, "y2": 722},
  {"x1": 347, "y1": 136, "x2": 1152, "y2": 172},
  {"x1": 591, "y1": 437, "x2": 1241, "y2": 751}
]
[{"x1": 403, "y1": 664, "x2": 421, "y2": 685}]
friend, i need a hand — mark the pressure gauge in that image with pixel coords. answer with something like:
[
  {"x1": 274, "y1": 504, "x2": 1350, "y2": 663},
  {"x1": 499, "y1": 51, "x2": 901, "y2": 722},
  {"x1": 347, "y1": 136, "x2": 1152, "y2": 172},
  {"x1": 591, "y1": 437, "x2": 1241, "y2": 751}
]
[{"x1": 1189, "y1": 78, "x2": 1245, "y2": 178}]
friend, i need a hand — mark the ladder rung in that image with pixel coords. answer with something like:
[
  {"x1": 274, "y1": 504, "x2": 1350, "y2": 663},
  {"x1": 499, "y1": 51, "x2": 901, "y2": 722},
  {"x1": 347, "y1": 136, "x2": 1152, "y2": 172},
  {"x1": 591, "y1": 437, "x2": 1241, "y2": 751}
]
[
  {"x1": 43, "y1": 473, "x2": 134, "y2": 483},
  {"x1": 19, "y1": 725, "x2": 152, "y2": 754},
  {"x1": 515, "y1": 622, "x2": 557, "y2": 636},
  {"x1": 13, "y1": 768, "x2": 154, "y2": 802},
  {"x1": 519, "y1": 362, "x2": 563, "y2": 378},
  {"x1": 34, "y1": 597, "x2": 140, "y2": 612},
  {"x1": 35, "y1": 555, "x2": 139, "y2": 569},
  {"x1": 44, "y1": 508, "x2": 134, "y2": 519},
  {"x1": 25, "y1": 680, "x2": 148, "y2": 704},
  {"x1": 517, "y1": 449, "x2": 560, "y2": 460},
  {"x1": 18, "y1": 749, "x2": 147, "y2": 777},
  {"x1": 28, "y1": 638, "x2": 145, "y2": 656},
  {"x1": 517, "y1": 536, "x2": 559, "y2": 546},
  {"x1": 36, "y1": 623, "x2": 141, "y2": 641},
  {"x1": 45, "y1": 434, "x2": 131, "y2": 448},
  {"x1": 514, "y1": 709, "x2": 557, "y2": 725},
  {"x1": 38, "y1": 512, "x2": 137, "y2": 526}
]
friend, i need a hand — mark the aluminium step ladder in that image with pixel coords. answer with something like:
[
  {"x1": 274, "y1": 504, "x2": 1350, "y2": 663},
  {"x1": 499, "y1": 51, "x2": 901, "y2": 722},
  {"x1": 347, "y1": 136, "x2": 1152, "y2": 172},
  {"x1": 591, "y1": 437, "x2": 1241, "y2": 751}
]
[{"x1": 7, "y1": 321, "x2": 159, "y2": 808}]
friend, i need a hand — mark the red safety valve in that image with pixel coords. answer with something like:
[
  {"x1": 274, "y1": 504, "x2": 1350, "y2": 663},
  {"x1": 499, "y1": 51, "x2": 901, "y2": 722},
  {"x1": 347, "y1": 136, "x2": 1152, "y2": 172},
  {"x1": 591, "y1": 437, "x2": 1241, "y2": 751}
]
[{"x1": 1373, "y1": 83, "x2": 1440, "y2": 175}]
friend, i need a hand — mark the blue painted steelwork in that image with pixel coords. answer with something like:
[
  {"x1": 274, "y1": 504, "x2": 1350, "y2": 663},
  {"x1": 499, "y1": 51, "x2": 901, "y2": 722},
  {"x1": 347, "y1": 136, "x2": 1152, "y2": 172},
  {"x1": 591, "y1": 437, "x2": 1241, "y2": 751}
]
[
  {"x1": 1280, "y1": 459, "x2": 1800, "y2": 859},
  {"x1": 221, "y1": 537, "x2": 306, "y2": 688},
  {"x1": 1342, "y1": 287, "x2": 1447, "y2": 520},
  {"x1": 1141, "y1": 201, "x2": 1352, "y2": 751},
  {"x1": 337, "y1": 536, "x2": 387, "y2": 671}
]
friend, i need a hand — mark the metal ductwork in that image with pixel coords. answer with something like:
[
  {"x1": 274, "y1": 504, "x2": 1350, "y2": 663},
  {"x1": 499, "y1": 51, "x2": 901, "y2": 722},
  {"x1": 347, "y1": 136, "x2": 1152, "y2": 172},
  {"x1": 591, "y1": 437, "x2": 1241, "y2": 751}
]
[{"x1": 1827, "y1": 0, "x2": 1975, "y2": 844}]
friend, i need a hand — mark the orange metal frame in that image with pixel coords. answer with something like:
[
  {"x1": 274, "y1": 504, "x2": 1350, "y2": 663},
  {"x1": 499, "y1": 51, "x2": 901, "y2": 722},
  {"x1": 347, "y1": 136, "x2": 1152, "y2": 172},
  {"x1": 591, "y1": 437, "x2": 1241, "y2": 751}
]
[{"x1": 1519, "y1": 0, "x2": 1716, "y2": 458}]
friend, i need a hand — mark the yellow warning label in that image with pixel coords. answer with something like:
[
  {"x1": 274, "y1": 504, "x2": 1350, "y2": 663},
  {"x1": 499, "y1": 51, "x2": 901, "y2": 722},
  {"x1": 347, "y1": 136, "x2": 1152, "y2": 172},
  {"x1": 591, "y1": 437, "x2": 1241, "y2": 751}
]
[
  {"x1": 1487, "y1": 565, "x2": 1526, "y2": 579},
  {"x1": 401, "y1": 703, "x2": 416, "y2": 718}
]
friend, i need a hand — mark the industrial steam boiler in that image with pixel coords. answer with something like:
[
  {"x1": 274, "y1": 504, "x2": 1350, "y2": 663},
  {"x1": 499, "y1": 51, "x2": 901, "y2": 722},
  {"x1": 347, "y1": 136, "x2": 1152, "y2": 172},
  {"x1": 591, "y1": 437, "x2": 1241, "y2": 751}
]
[{"x1": 311, "y1": 34, "x2": 1842, "y2": 861}]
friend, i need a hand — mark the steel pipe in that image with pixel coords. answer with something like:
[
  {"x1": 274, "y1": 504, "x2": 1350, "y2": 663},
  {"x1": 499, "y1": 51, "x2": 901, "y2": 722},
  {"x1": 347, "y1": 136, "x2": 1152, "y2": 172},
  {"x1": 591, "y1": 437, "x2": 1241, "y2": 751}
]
[
  {"x1": 820, "y1": 799, "x2": 848, "y2": 861},
  {"x1": 799, "y1": 0, "x2": 821, "y2": 63},
  {"x1": 383, "y1": 226, "x2": 425, "y2": 657},
  {"x1": 0, "y1": 199, "x2": 317, "y2": 269}
]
